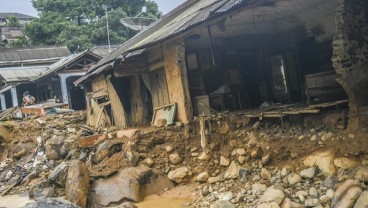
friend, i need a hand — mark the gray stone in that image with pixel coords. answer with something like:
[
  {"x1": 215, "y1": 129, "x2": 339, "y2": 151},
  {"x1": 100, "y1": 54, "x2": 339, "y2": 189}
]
[
  {"x1": 125, "y1": 151, "x2": 140, "y2": 167},
  {"x1": 261, "y1": 168, "x2": 271, "y2": 180},
  {"x1": 92, "y1": 166, "x2": 174, "y2": 206},
  {"x1": 48, "y1": 162, "x2": 69, "y2": 187},
  {"x1": 354, "y1": 191, "x2": 368, "y2": 208},
  {"x1": 309, "y1": 187, "x2": 318, "y2": 198},
  {"x1": 332, "y1": 179, "x2": 362, "y2": 208},
  {"x1": 210, "y1": 201, "x2": 235, "y2": 208},
  {"x1": 257, "y1": 202, "x2": 280, "y2": 208},
  {"x1": 304, "y1": 198, "x2": 320, "y2": 207},
  {"x1": 260, "y1": 186, "x2": 285, "y2": 204},
  {"x1": 355, "y1": 166, "x2": 368, "y2": 181},
  {"x1": 299, "y1": 167, "x2": 316, "y2": 179},
  {"x1": 252, "y1": 183, "x2": 267, "y2": 195},
  {"x1": 24, "y1": 198, "x2": 79, "y2": 208}
]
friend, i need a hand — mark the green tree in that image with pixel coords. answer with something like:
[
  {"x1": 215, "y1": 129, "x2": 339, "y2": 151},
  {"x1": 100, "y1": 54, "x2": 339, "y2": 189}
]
[
  {"x1": 7, "y1": 16, "x2": 21, "y2": 27},
  {"x1": 25, "y1": 0, "x2": 160, "y2": 50}
]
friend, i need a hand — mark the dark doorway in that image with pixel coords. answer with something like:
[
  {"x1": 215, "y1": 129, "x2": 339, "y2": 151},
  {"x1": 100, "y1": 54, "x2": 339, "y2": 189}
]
[{"x1": 67, "y1": 76, "x2": 86, "y2": 110}]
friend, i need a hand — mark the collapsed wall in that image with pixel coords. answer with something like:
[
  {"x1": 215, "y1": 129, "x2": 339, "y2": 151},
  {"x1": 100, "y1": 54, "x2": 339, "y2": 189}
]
[{"x1": 332, "y1": 0, "x2": 368, "y2": 132}]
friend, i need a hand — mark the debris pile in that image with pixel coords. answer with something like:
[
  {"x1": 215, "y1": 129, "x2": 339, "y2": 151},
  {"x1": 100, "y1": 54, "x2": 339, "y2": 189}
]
[{"x1": 0, "y1": 110, "x2": 368, "y2": 208}]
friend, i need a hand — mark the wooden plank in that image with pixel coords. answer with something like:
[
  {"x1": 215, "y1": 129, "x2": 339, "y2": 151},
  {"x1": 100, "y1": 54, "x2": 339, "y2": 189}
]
[
  {"x1": 91, "y1": 88, "x2": 109, "y2": 99},
  {"x1": 21, "y1": 107, "x2": 45, "y2": 115},
  {"x1": 309, "y1": 99, "x2": 348, "y2": 108},
  {"x1": 78, "y1": 134, "x2": 107, "y2": 148},
  {"x1": 106, "y1": 79, "x2": 128, "y2": 128}
]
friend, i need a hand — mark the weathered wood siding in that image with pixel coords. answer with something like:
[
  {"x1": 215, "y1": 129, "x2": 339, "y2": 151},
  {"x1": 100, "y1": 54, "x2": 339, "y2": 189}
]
[
  {"x1": 106, "y1": 78, "x2": 127, "y2": 128},
  {"x1": 163, "y1": 41, "x2": 192, "y2": 123}
]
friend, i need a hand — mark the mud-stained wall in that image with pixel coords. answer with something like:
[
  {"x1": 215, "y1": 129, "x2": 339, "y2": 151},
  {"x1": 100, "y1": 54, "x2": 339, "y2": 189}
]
[
  {"x1": 129, "y1": 75, "x2": 150, "y2": 126},
  {"x1": 106, "y1": 78, "x2": 127, "y2": 128},
  {"x1": 332, "y1": 0, "x2": 368, "y2": 131},
  {"x1": 163, "y1": 41, "x2": 192, "y2": 123}
]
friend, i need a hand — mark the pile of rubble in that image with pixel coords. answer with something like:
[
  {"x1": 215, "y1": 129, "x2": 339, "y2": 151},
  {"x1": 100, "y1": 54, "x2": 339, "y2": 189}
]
[{"x1": 0, "y1": 110, "x2": 368, "y2": 208}]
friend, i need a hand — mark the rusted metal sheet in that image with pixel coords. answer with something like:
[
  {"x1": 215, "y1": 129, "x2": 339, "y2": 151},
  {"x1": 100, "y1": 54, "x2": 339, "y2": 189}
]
[{"x1": 78, "y1": 134, "x2": 107, "y2": 148}]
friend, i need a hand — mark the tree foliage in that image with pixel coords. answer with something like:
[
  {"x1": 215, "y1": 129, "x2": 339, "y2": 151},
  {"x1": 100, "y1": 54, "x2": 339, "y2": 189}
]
[
  {"x1": 7, "y1": 16, "x2": 21, "y2": 27},
  {"x1": 25, "y1": 0, "x2": 160, "y2": 51}
]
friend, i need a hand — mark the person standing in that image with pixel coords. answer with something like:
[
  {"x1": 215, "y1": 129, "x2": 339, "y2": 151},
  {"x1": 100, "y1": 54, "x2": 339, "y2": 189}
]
[{"x1": 22, "y1": 91, "x2": 35, "y2": 107}]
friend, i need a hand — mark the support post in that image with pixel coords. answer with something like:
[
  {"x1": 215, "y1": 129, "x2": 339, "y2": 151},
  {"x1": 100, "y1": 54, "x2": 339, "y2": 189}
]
[
  {"x1": 0, "y1": 94, "x2": 6, "y2": 110},
  {"x1": 11, "y1": 86, "x2": 18, "y2": 107}
]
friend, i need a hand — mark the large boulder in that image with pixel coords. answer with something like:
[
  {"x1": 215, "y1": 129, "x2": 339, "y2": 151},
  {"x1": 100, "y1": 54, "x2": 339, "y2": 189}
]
[
  {"x1": 91, "y1": 166, "x2": 174, "y2": 206},
  {"x1": 354, "y1": 191, "x2": 368, "y2": 208},
  {"x1": 65, "y1": 160, "x2": 90, "y2": 208},
  {"x1": 25, "y1": 198, "x2": 80, "y2": 208},
  {"x1": 302, "y1": 149, "x2": 336, "y2": 176},
  {"x1": 332, "y1": 179, "x2": 362, "y2": 208}
]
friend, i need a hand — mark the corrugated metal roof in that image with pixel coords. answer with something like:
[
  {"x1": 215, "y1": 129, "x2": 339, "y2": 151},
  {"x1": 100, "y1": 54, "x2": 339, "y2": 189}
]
[
  {"x1": 33, "y1": 50, "x2": 101, "y2": 81},
  {"x1": 0, "y1": 46, "x2": 71, "y2": 65},
  {"x1": 0, "y1": 66, "x2": 48, "y2": 83},
  {"x1": 78, "y1": 0, "x2": 261, "y2": 84}
]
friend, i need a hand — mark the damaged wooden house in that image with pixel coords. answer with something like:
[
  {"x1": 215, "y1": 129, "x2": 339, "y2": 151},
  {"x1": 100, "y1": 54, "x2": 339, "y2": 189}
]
[
  {"x1": 75, "y1": 0, "x2": 367, "y2": 131},
  {"x1": 0, "y1": 49, "x2": 100, "y2": 111}
]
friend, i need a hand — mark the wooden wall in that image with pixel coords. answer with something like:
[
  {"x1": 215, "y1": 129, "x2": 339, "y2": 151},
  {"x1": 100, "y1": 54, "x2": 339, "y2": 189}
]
[{"x1": 163, "y1": 41, "x2": 192, "y2": 123}]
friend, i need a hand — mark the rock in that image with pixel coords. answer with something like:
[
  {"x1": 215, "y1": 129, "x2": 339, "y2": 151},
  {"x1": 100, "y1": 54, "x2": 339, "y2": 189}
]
[
  {"x1": 210, "y1": 201, "x2": 235, "y2": 208},
  {"x1": 251, "y1": 147, "x2": 263, "y2": 159},
  {"x1": 261, "y1": 168, "x2": 271, "y2": 180},
  {"x1": 168, "y1": 167, "x2": 191, "y2": 183},
  {"x1": 281, "y1": 167, "x2": 292, "y2": 178},
  {"x1": 280, "y1": 198, "x2": 291, "y2": 208},
  {"x1": 198, "y1": 152, "x2": 211, "y2": 161},
  {"x1": 224, "y1": 162, "x2": 239, "y2": 179},
  {"x1": 302, "y1": 149, "x2": 336, "y2": 176},
  {"x1": 92, "y1": 166, "x2": 173, "y2": 206},
  {"x1": 354, "y1": 191, "x2": 368, "y2": 208},
  {"x1": 309, "y1": 187, "x2": 318, "y2": 198},
  {"x1": 331, "y1": 179, "x2": 362, "y2": 208},
  {"x1": 262, "y1": 153, "x2": 271, "y2": 164},
  {"x1": 196, "y1": 171, "x2": 209, "y2": 183},
  {"x1": 239, "y1": 156, "x2": 246, "y2": 164},
  {"x1": 142, "y1": 158, "x2": 154, "y2": 167},
  {"x1": 156, "y1": 119, "x2": 167, "y2": 127},
  {"x1": 220, "y1": 156, "x2": 231, "y2": 166},
  {"x1": 247, "y1": 134, "x2": 258, "y2": 147},
  {"x1": 257, "y1": 202, "x2": 281, "y2": 208},
  {"x1": 319, "y1": 195, "x2": 330, "y2": 205},
  {"x1": 310, "y1": 135, "x2": 317, "y2": 141},
  {"x1": 323, "y1": 176, "x2": 337, "y2": 189},
  {"x1": 24, "y1": 198, "x2": 79, "y2": 208},
  {"x1": 326, "y1": 189, "x2": 334, "y2": 199},
  {"x1": 29, "y1": 181, "x2": 55, "y2": 201},
  {"x1": 322, "y1": 132, "x2": 333, "y2": 141},
  {"x1": 355, "y1": 166, "x2": 368, "y2": 181},
  {"x1": 219, "y1": 192, "x2": 233, "y2": 201},
  {"x1": 169, "y1": 152, "x2": 182, "y2": 165},
  {"x1": 116, "y1": 129, "x2": 138, "y2": 138},
  {"x1": 299, "y1": 167, "x2": 316, "y2": 179},
  {"x1": 208, "y1": 174, "x2": 222, "y2": 184},
  {"x1": 165, "y1": 145, "x2": 174, "y2": 153},
  {"x1": 45, "y1": 137, "x2": 65, "y2": 160},
  {"x1": 125, "y1": 151, "x2": 140, "y2": 167},
  {"x1": 295, "y1": 191, "x2": 308, "y2": 197},
  {"x1": 304, "y1": 198, "x2": 320, "y2": 207},
  {"x1": 260, "y1": 186, "x2": 285, "y2": 204},
  {"x1": 287, "y1": 173, "x2": 302, "y2": 185},
  {"x1": 65, "y1": 160, "x2": 90, "y2": 208},
  {"x1": 48, "y1": 162, "x2": 69, "y2": 187},
  {"x1": 236, "y1": 148, "x2": 246, "y2": 156},
  {"x1": 117, "y1": 202, "x2": 138, "y2": 208},
  {"x1": 93, "y1": 139, "x2": 123, "y2": 163},
  {"x1": 252, "y1": 183, "x2": 267, "y2": 195},
  {"x1": 334, "y1": 157, "x2": 359, "y2": 169}
]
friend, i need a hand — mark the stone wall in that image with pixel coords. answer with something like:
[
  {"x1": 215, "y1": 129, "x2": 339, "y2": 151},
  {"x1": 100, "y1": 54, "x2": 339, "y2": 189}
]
[{"x1": 332, "y1": 0, "x2": 368, "y2": 131}]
